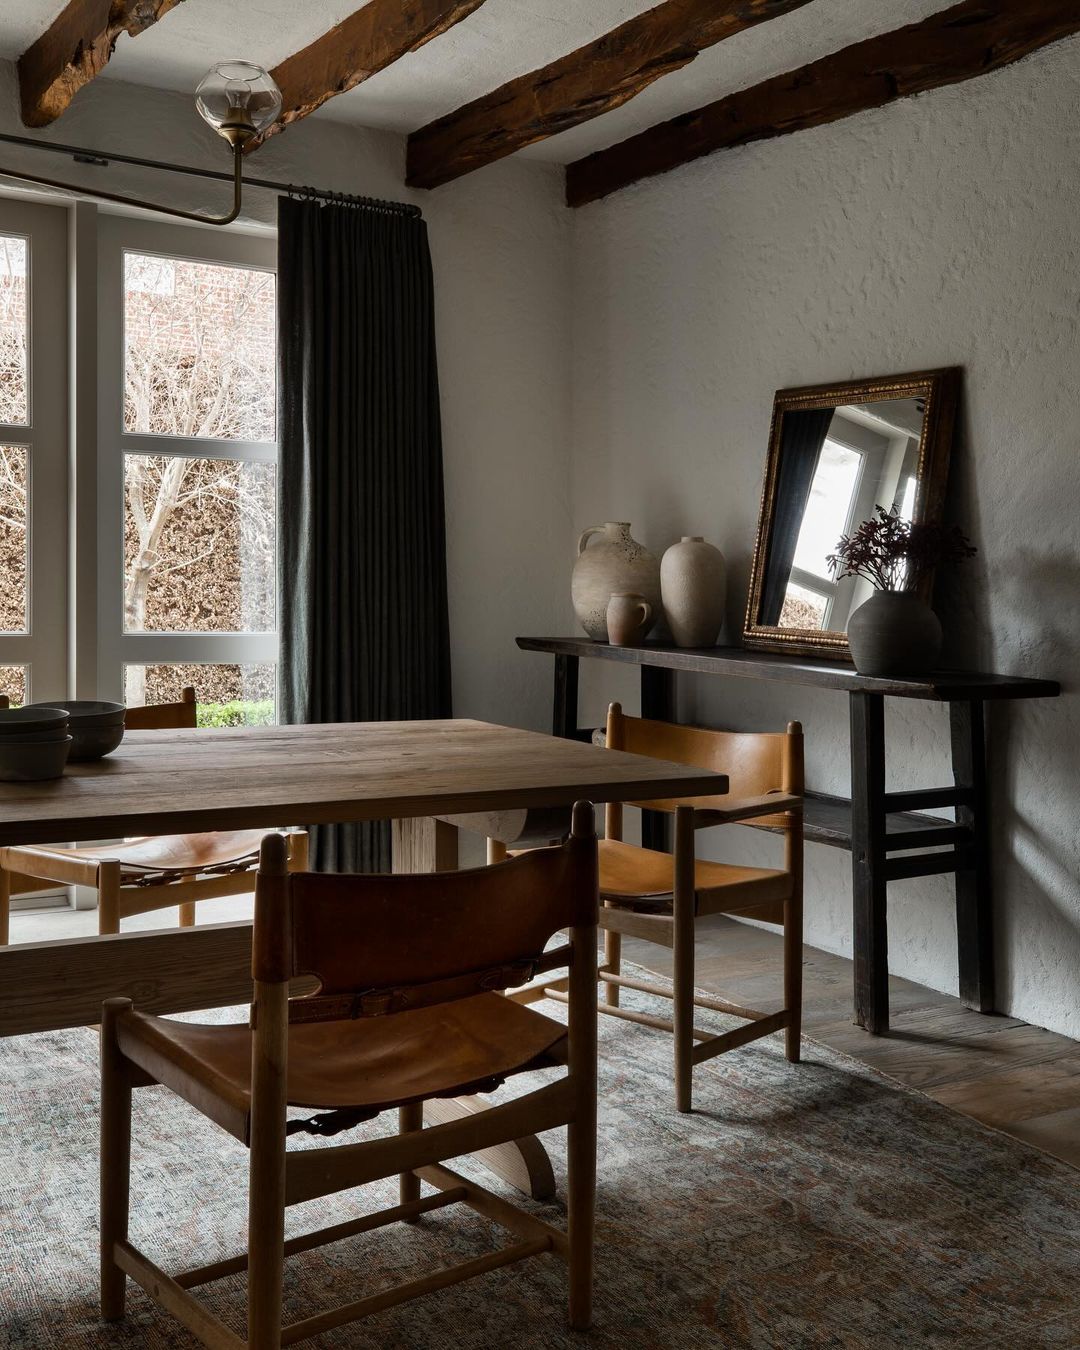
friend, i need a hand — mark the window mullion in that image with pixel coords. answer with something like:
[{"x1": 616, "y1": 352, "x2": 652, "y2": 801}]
[{"x1": 102, "y1": 221, "x2": 278, "y2": 723}]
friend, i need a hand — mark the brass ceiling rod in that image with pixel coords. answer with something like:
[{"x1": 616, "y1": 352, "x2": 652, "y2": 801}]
[
  {"x1": 0, "y1": 61, "x2": 420, "y2": 225},
  {"x1": 0, "y1": 134, "x2": 244, "y2": 225},
  {"x1": 0, "y1": 129, "x2": 422, "y2": 219}
]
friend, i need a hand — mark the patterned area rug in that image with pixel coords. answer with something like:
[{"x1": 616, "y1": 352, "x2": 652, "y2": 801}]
[{"x1": 1, "y1": 977, "x2": 1078, "y2": 1350}]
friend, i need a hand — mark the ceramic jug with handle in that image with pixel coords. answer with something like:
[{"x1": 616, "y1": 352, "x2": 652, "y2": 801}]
[{"x1": 571, "y1": 522, "x2": 661, "y2": 641}]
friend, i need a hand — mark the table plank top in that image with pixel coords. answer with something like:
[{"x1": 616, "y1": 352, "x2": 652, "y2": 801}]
[{"x1": 0, "y1": 719, "x2": 728, "y2": 847}]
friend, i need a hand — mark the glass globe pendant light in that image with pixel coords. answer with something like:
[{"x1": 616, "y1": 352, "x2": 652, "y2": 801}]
[
  {"x1": 196, "y1": 62, "x2": 283, "y2": 147},
  {"x1": 0, "y1": 62, "x2": 282, "y2": 226}
]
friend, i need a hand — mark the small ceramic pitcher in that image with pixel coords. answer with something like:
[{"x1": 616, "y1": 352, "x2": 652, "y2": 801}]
[{"x1": 606, "y1": 592, "x2": 653, "y2": 647}]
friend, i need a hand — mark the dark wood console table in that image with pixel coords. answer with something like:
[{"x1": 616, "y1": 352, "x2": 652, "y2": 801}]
[{"x1": 517, "y1": 636, "x2": 1060, "y2": 1035}]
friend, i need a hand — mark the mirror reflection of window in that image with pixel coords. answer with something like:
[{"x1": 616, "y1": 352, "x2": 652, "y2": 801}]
[
  {"x1": 779, "y1": 439, "x2": 863, "y2": 629},
  {"x1": 778, "y1": 580, "x2": 829, "y2": 630},
  {"x1": 772, "y1": 398, "x2": 927, "y2": 633},
  {"x1": 792, "y1": 440, "x2": 863, "y2": 577},
  {"x1": 898, "y1": 474, "x2": 916, "y2": 521}
]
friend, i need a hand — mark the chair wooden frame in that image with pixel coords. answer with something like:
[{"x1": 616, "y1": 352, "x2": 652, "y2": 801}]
[
  {"x1": 99, "y1": 805, "x2": 600, "y2": 1347},
  {"x1": 521, "y1": 703, "x2": 804, "y2": 1114},
  {"x1": 0, "y1": 689, "x2": 307, "y2": 943}
]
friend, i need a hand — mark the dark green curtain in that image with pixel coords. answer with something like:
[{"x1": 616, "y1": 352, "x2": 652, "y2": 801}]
[
  {"x1": 760, "y1": 407, "x2": 835, "y2": 625},
  {"x1": 277, "y1": 197, "x2": 452, "y2": 872}
]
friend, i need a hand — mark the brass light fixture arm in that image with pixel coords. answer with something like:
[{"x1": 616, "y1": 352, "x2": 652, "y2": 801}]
[{"x1": 0, "y1": 141, "x2": 244, "y2": 226}]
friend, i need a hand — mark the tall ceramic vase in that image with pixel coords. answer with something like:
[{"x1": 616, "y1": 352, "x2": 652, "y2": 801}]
[
  {"x1": 572, "y1": 522, "x2": 661, "y2": 641},
  {"x1": 847, "y1": 590, "x2": 942, "y2": 676},
  {"x1": 660, "y1": 536, "x2": 726, "y2": 648}
]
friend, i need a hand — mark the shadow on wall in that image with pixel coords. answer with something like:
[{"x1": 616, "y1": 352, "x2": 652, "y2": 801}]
[
  {"x1": 935, "y1": 388, "x2": 991, "y2": 671},
  {"x1": 981, "y1": 542, "x2": 1076, "y2": 1020},
  {"x1": 991, "y1": 695, "x2": 1080, "y2": 1026},
  {"x1": 994, "y1": 547, "x2": 1080, "y2": 675},
  {"x1": 920, "y1": 393, "x2": 1076, "y2": 1026}
]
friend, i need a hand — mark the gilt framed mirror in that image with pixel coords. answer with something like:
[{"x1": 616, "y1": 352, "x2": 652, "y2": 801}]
[{"x1": 743, "y1": 368, "x2": 961, "y2": 660}]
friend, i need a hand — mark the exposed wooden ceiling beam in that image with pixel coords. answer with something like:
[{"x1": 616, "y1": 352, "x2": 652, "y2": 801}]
[
  {"x1": 19, "y1": 0, "x2": 185, "y2": 128},
  {"x1": 406, "y1": 0, "x2": 818, "y2": 191},
  {"x1": 259, "y1": 0, "x2": 489, "y2": 147},
  {"x1": 566, "y1": 0, "x2": 1080, "y2": 207}
]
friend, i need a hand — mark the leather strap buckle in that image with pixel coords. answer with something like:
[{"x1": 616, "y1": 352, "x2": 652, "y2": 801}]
[
  {"x1": 479, "y1": 959, "x2": 537, "y2": 991},
  {"x1": 350, "y1": 988, "x2": 399, "y2": 1018}
]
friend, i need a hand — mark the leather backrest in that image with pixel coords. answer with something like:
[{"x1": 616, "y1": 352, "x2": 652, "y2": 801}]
[
  {"x1": 254, "y1": 807, "x2": 598, "y2": 1008},
  {"x1": 125, "y1": 686, "x2": 198, "y2": 731},
  {"x1": 610, "y1": 709, "x2": 802, "y2": 804}
]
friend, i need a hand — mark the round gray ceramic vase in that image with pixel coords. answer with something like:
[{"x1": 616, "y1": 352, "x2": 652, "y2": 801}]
[
  {"x1": 660, "y1": 536, "x2": 726, "y2": 648},
  {"x1": 847, "y1": 590, "x2": 943, "y2": 677}
]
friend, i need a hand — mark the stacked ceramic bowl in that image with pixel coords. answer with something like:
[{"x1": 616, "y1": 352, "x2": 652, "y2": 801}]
[
  {"x1": 0, "y1": 706, "x2": 72, "y2": 781},
  {"x1": 26, "y1": 700, "x2": 126, "y2": 762}
]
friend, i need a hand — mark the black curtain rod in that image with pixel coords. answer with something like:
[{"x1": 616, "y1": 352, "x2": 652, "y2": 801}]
[{"x1": 0, "y1": 130, "x2": 422, "y2": 218}]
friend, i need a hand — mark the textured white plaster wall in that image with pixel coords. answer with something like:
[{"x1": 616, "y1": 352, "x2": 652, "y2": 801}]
[
  {"x1": 569, "y1": 38, "x2": 1080, "y2": 1038},
  {"x1": 0, "y1": 65, "x2": 573, "y2": 737}
]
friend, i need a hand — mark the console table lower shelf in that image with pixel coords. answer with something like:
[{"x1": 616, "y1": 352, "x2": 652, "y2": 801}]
[{"x1": 517, "y1": 636, "x2": 1060, "y2": 1036}]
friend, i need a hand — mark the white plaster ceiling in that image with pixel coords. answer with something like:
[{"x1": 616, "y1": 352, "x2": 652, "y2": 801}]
[{"x1": 0, "y1": 0, "x2": 967, "y2": 165}]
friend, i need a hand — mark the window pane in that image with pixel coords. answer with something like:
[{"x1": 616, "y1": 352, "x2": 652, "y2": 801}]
[
  {"x1": 125, "y1": 664, "x2": 275, "y2": 726},
  {"x1": 0, "y1": 236, "x2": 28, "y2": 425},
  {"x1": 123, "y1": 253, "x2": 275, "y2": 441},
  {"x1": 792, "y1": 439, "x2": 862, "y2": 581},
  {"x1": 0, "y1": 445, "x2": 27, "y2": 632},
  {"x1": 898, "y1": 474, "x2": 917, "y2": 520},
  {"x1": 779, "y1": 582, "x2": 829, "y2": 631},
  {"x1": 0, "y1": 665, "x2": 27, "y2": 706},
  {"x1": 124, "y1": 454, "x2": 275, "y2": 633}
]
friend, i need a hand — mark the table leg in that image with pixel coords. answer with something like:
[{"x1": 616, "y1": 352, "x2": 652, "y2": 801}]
[
  {"x1": 850, "y1": 692, "x2": 889, "y2": 1034},
  {"x1": 391, "y1": 816, "x2": 556, "y2": 1201},
  {"x1": 553, "y1": 654, "x2": 580, "y2": 739},
  {"x1": 422, "y1": 1096, "x2": 556, "y2": 1200},
  {"x1": 390, "y1": 817, "x2": 458, "y2": 872},
  {"x1": 950, "y1": 700, "x2": 995, "y2": 1013},
  {"x1": 641, "y1": 666, "x2": 676, "y2": 852}
]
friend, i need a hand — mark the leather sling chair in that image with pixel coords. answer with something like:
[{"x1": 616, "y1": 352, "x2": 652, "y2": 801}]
[
  {"x1": 493, "y1": 704, "x2": 804, "y2": 1114},
  {"x1": 98, "y1": 803, "x2": 600, "y2": 1347},
  {"x1": 0, "y1": 688, "x2": 306, "y2": 943}
]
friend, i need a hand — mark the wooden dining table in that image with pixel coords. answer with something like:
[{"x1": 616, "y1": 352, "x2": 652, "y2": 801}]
[{"x1": 0, "y1": 718, "x2": 727, "y2": 1197}]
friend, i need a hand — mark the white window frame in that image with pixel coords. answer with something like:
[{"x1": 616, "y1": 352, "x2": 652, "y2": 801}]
[
  {"x1": 0, "y1": 197, "x2": 69, "y2": 706},
  {"x1": 95, "y1": 215, "x2": 277, "y2": 704}
]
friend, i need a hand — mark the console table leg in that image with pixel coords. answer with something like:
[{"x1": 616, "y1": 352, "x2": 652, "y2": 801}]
[
  {"x1": 951, "y1": 700, "x2": 995, "y2": 1013},
  {"x1": 553, "y1": 654, "x2": 580, "y2": 739},
  {"x1": 641, "y1": 667, "x2": 676, "y2": 852},
  {"x1": 641, "y1": 665, "x2": 675, "y2": 723},
  {"x1": 850, "y1": 692, "x2": 889, "y2": 1034}
]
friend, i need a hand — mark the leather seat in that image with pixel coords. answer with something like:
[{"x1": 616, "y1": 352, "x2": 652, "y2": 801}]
[
  {"x1": 116, "y1": 994, "x2": 569, "y2": 1144},
  {"x1": 598, "y1": 838, "x2": 791, "y2": 919},
  {"x1": 16, "y1": 829, "x2": 265, "y2": 880}
]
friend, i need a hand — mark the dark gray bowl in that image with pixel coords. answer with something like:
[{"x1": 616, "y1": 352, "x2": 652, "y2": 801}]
[
  {"x1": 28, "y1": 700, "x2": 126, "y2": 726},
  {"x1": 67, "y1": 723, "x2": 125, "y2": 762},
  {"x1": 0, "y1": 707, "x2": 69, "y2": 735},
  {"x1": 0, "y1": 728, "x2": 73, "y2": 746},
  {"x1": 26, "y1": 700, "x2": 126, "y2": 761},
  {"x1": 0, "y1": 735, "x2": 72, "y2": 781}
]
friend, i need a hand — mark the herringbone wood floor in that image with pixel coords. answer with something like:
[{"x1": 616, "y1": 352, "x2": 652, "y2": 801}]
[{"x1": 628, "y1": 916, "x2": 1080, "y2": 1170}]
